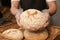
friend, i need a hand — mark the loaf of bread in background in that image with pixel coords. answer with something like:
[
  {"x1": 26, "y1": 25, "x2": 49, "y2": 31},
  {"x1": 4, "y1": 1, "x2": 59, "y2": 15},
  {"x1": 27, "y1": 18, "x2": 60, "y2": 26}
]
[{"x1": 2, "y1": 29, "x2": 23, "y2": 40}]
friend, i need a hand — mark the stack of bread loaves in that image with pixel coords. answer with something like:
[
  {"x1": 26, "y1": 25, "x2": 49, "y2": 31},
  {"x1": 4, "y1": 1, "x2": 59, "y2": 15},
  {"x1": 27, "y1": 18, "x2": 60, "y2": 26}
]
[
  {"x1": 2, "y1": 9, "x2": 49, "y2": 40},
  {"x1": 20, "y1": 9, "x2": 49, "y2": 40}
]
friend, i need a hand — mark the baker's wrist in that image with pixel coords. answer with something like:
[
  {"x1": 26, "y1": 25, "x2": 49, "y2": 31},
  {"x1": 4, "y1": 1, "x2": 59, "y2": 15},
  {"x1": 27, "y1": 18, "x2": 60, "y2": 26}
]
[
  {"x1": 42, "y1": 9, "x2": 51, "y2": 16},
  {"x1": 15, "y1": 9, "x2": 23, "y2": 17}
]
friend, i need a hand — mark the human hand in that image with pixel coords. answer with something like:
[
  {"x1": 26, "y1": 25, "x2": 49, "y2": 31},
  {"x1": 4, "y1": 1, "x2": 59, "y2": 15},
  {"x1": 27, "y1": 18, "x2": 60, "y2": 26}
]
[
  {"x1": 14, "y1": 8, "x2": 23, "y2": 26},
  {"x1": 42, "y1": 9, "x2": 50, "y2": 19},
  {"x1": 15, "y1": 11, "x2": 25, "y2": 31},
  {"x1": 42, "y1": 9, "x2": 50, "y2": 27}
]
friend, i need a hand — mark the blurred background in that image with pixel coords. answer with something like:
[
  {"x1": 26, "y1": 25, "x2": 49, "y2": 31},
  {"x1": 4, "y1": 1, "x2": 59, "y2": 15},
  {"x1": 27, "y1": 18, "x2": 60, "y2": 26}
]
[
  {"x1": 0, "y1": 0, "x2": 60, "y2": 26},
  {"x1": 51, "y1": 0, "x2": 60, "y2": 26}
]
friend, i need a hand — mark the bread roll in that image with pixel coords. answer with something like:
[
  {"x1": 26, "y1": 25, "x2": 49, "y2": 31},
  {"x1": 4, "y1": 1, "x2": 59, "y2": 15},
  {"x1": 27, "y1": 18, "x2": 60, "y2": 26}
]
[{"x1": 2, "y1": 29, "x2": 23, "y2": 40}]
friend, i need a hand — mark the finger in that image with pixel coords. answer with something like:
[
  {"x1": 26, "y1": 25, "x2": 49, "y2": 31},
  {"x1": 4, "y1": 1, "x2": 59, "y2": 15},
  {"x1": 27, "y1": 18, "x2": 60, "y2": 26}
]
[
  {"x1": 43, "y1": 20, "x2": 50, "y2": 27},
  {"x1": 15, "y1": 13, "x2": 21, "y2": 26}
]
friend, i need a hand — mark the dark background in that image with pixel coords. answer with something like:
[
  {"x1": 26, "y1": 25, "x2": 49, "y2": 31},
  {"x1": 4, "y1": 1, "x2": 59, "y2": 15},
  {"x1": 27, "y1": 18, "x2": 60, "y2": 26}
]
[{"x1": 0, "y1": 0, "x2": 11, "y2": 7}]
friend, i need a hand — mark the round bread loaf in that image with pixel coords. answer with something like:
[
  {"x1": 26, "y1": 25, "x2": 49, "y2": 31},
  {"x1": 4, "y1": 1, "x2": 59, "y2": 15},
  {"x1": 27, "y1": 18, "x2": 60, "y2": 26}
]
[
  {"x1": 20, "y1": 9, "x2": 48, "y2": 31},
  {"x1": 24, "y1": 29, "x2": 48, "y2": 40},
  {"x1": 2, "y1": 29, "x2": 23, "y2": 40}
]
